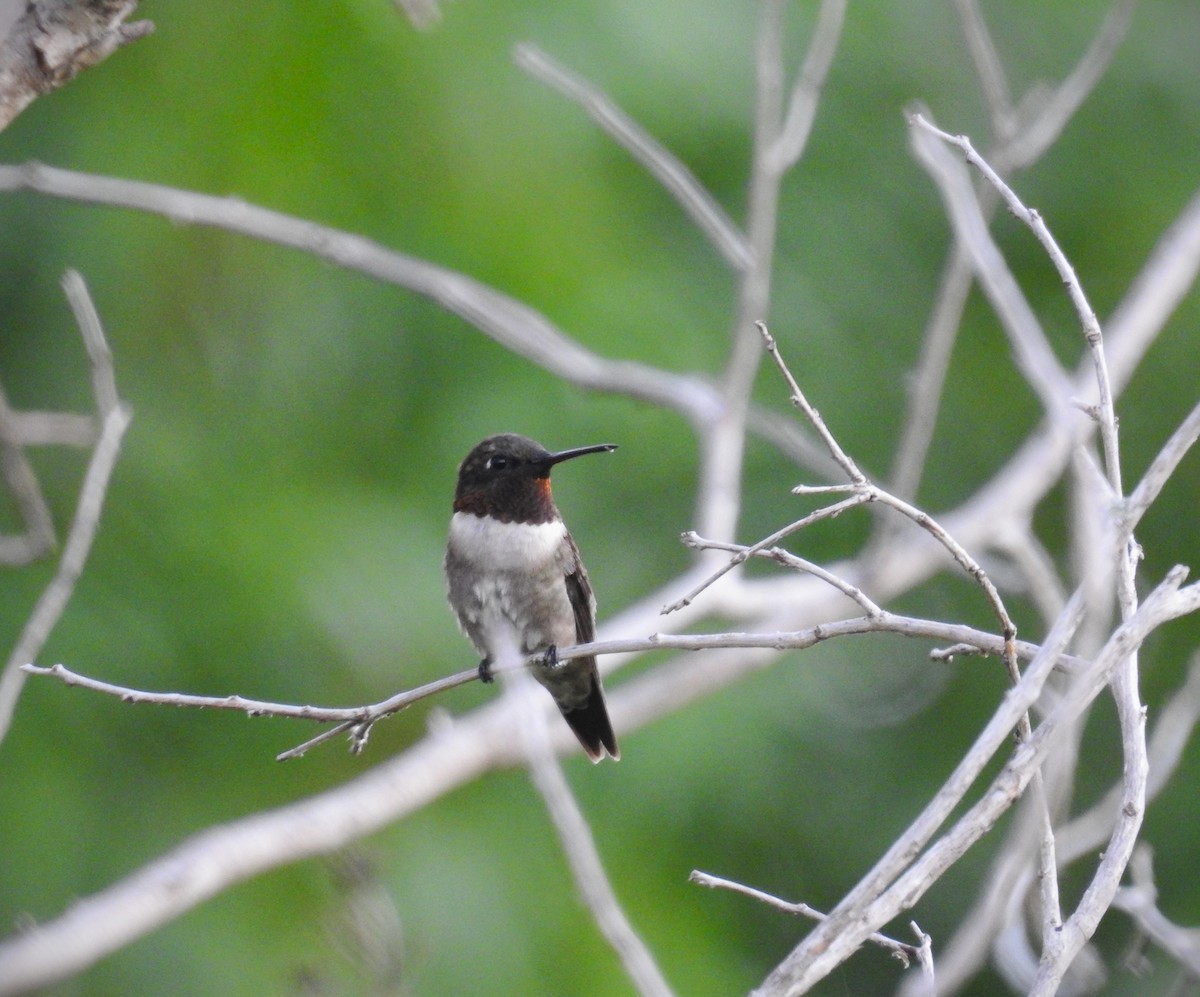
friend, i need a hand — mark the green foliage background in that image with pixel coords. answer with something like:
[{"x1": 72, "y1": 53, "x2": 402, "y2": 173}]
[{"x1": 2, "y1": 2, "x2": 1199, "y2": 994}]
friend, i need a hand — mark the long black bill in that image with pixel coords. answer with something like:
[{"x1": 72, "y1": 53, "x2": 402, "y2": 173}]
[{"x1": 545, "y1": 443, "x2": 618, "y2": 467}]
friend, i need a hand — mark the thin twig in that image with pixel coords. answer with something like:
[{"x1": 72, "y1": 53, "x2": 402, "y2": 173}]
[
  {"x1": 907, "y1": 110, "x2": 1075, "y2": 425},
  {"x1": 276, "y1": 668, "x2": 480, "y2": 760},
  {"x1": 24, "y1": 611, "x2": 1086, "y2": 750},
  {"x1": 19, "y1": 662, "x2": 478, "y2": 761},
  {"x1": 758, "y1": 321, "x2": 865, "y2": 482},
  {"x1": 20, "y1": 663, "x2": 391, "y2": 720},
  {"x1": 911, "y1": 113, "x2": 1119, "y2": 497},
  {"x1": 681, "y1": 532, "x2": 883, "y2": 616},
  {"x1": 689, "y1": 870, "x2": 920, "y2": 966},
  {"x1": 662, "y1": 493, "x2": 871, "y2": 613}
]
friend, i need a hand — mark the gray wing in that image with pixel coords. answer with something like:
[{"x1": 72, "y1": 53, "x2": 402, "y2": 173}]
[
  {"x1": 554, "y1": 531, "x2": 618, "y2": 760},
  {"x1": 558, "y1": 531, "x2": 596, "y2": 644}
]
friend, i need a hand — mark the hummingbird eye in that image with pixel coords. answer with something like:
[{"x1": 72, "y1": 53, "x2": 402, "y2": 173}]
[{"x1": 485, "y1": 454, "x2": 510, "y2": 472}]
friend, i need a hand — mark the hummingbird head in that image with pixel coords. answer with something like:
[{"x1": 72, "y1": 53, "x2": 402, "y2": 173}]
[{"x1": 453, "y1": 433, "x2": 617, "y2": 524}]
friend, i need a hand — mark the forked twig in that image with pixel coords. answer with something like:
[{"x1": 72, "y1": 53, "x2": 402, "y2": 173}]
[{"x1": 677, "y1": 322, "x2": 1020, "y2": 670}]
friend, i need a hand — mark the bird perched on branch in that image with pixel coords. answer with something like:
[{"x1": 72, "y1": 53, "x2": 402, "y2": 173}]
[{"x1": 445, "y1": 433, "x2": 620, "y2": 762}]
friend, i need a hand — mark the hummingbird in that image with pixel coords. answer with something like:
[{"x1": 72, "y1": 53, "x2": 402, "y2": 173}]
[{"x1": 444, "y1": 433, "x2": 620, "y2": 762}]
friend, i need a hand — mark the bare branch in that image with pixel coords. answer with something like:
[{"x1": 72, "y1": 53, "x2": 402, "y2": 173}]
[
  {"x1": 1123, "y1": 397, "x2": 1200, "y2": 536},
  {"x1": 952, "y1": 0, "x2": 1015, "y2": 135},
  {"x1": 907, "y1": 110, "x2": 1075, "y2": 424},
  {"x1": 0, "y1": 0, "x2": 154, "y2": 132},
  {"x1": 916, "y1": 651, "x2": 1200, "y2": 997},
  {"x1": 19, "y1": 662, "x2": 481, "y2": 760},
  {"x1": 0, "y1": 380, "x2": 57, "y2": 565},
  {"x1": 25, "y1": 607, "x2": 1079, "y2": 749},
  {"x1": 514, "y1": 42, "x2": 751, "y2": 272},
  {"x1": 62, "y1": 269, "x2": 121, "y2": 415},
  {"x1": 519, "y1": 674, "x2": 675, "y2": 997},
  {"x1": 995, "y1": 0, "x2": 1137, "y2": 174},
  {"x1": 767, "y1": 0, "x2": 847, "y2": 172},
  {"x1": 912, "y1": 113, "x2": 1120, "y2": 496},
  {"x1": 0, "y1": 162, "x2": 718, "y2": 426},
  {"x1": 0, "y1": 273, "x2": 131, "y2": 745},
  {"x1": 757, "y1": 569, "x2": 1199, "y2": 995}
]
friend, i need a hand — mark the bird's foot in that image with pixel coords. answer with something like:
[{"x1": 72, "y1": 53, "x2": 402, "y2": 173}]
[
  {"x1": 541, "y1": 645, "x2": 559, "y2": 670},
  {"x1": 478, "y1": 658, "x2": 494, "y2": 683}
]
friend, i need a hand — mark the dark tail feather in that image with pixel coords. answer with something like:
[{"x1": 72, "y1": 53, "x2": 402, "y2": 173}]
[{"x1": 560, "y1": 678, "x2": 619, "y2": 763}]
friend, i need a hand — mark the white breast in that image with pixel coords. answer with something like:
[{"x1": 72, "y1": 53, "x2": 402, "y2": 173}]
[{"x1": 447, "y1": 512, "x2": 566, "y2": 571}]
